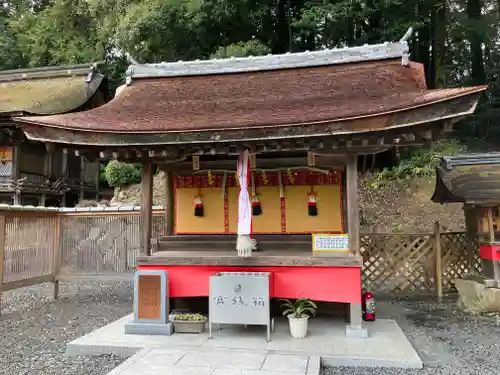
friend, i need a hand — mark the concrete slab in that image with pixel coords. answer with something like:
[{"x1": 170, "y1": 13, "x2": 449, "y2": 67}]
[
  {"x1": 212, "y1": 371, "x2": 305, "y2": 375},
  {"x1": 262, "y1": 354, "x2": 309, "y2": 372},
  {"x1": 66, "y1": 314, "x2": 422, "y2": 372}
]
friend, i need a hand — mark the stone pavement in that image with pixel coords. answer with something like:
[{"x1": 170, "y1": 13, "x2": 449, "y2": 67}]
[
  {"x1": 106, "y1": 347, "x2": 320, "y2": 375},
  {"x1": 66, "y1": 315, "x2": 422, "y2": 374}
]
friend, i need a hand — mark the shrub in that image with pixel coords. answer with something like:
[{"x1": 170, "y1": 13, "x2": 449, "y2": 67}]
[
  {"x1": 370, "y1": 139, "x2": 466, "y2": 187},
  {"x1": 211, "y1": 40, "x2": 271, "y2": 59},
  {"x1": 104, "y1": 160, "x2": 141, "y2": 187}
]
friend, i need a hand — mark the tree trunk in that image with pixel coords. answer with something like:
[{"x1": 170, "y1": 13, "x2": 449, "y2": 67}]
[
  {"x1": 272, "y1": 0, "x2": 289, "y2": 54},
  {"x1": 430, "y1": 1, "x2": 447, "y2": 88},
  {"x1": 467, "y1": 0, "x2": 486, "y2": 85}
]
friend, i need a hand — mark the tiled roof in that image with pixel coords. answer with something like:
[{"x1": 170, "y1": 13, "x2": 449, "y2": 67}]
[
  {"x1": 16, "y1": 59, "x2": 486, "y2": 133},
  {"x1": 0, "y1": 63, "x2": 104, "y2": 116}
]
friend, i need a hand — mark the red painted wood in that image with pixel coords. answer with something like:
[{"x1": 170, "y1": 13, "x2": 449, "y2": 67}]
[
  {"x1": 480, "y1": 244, "x2": 500, "y2": 261},
  {"x1": 137, "y1": 265, "x2": 361, "y2": 303}
]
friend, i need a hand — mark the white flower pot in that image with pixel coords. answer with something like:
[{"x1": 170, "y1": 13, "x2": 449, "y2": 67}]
[{"x1": 287, "y1": 315, "x2": 309, "y2": 339}]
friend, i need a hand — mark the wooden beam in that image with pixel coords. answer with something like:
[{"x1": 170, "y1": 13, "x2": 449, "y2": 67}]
[
  {"x1": 140, "y1": 162, "x2": 154, "y2": 256},
  {"x1": 170, "y1": 156, "x2": 343, "y2": 173},
  {"x1": 346, "y1": 154, "x2": 360, "y2": 256},
  {"x1": 165, "y1": 171, "x2": 174, "y2": 236}
]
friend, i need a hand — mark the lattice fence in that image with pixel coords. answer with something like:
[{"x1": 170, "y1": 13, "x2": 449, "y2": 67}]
[
  {"x1": 59, "y1": 212, "x2": 165, "y2": 275},
  {"x1": 361, "y1": 233, "x2": 436, "y2": 295},
  {"x1": 440, "y1": 232, "x2": 481, "y2": 291},
  {"x1": 361, "y1": 230, "x2": 476, "y2": 295}
]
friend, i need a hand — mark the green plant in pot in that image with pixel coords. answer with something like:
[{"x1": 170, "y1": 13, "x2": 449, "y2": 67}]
[
  {"x1": 172, "y1": 313, "x2": 207, "y2": 334},
  {"x1": 279, "y1": 298, "x2": 317, "y2": 339}
]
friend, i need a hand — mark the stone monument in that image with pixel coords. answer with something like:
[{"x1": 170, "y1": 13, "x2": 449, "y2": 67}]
[{"x1": 124, "y1": 269, "x2": 173, "y2": 335}]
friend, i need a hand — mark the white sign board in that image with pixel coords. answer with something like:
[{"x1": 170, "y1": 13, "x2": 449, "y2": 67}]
[{"x1": 312, "y1": 233, "x2": 349, "y2": 253}]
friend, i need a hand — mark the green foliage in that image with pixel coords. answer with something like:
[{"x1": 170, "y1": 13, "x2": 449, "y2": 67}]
[
  {"x1": 279, "y1": 298, "x2": 317, "y2": 318},
  {"x1": 172, "y1": 313, "x2": 206, "y2": 321},
  {"x1": 0, "y1": 0, "x2": 498, "y2": 151},
  {"x1": 211, "y1": 40, "x2": 270, "y2": 58},
  {"x1": 104, "y1": 160, "x2": 141, "y2": 187},
  {"x1": 9, "y1": 0, "x2": 104, "y2": 67},
  {"x1": 371, "y1": 140, "x2": 467, "y2": 187}
]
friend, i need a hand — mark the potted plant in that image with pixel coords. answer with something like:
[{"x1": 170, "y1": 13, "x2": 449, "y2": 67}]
[
  {"x1": 171, "y1": 313, "x2": 207, "y2": 334},
  {"x1": 279, "y1": 298, "x2": 317, "y2": 339}
]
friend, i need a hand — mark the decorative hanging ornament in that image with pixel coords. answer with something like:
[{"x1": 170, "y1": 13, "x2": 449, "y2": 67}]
[
  {"x1": 308, "y1": 192, "x2": 318, "y2": 216},
  {"x1": 287, "y1": 168, "x2": 295, "y2": 184},
  {"x1": 252, "y1": 195, "x2": 262, "y2": 216},
  {"x1": 207, "y1": 170, "x2": 214, "y2": 186},
  {"x1": 261, "y1": 170, "x2": 269, "y2": 185},
  {"x1": 193, "y1": 195, "x2": 204, "y2": 217}
]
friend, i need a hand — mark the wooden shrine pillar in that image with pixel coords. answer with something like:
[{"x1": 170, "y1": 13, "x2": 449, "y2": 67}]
[
  {"x1": 345, "y1": 153, "x2": 366, "y2": 337},
  {"x1": 346, "y1": 154, "x2": 360, "y2": 256},
  {"x1": 40, "y1": 147, "x2": 53, "y2": 206},
  {"x1": 140, "y1": 162, "x2": 154, "y2": 256},
  {"x1": 11, "y1": 145, "x2": 20, "y2": 205},
  {"x1": 60, "y1": 149, "x2": 68, "y2": 207},
  {"x1": 79, "y1": 156, "x2": 85, "y2": 202},
  {"x1": 463, "y1": 204, "x2": 479, "y2": 271},
  {"x1": 164, "y1": 171, "x2": 174, "y2": 236}
]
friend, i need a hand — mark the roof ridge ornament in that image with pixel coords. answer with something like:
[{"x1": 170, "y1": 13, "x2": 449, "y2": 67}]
[
  {"x1": 399, "y1": 27, "x2": 413, "y2": 67},
  {"x1": 85, "y1": 62, "x2": 99, "y2": 83},
  {"x1": 125, "y1": 53, "x2": 141, "y2": 85}
]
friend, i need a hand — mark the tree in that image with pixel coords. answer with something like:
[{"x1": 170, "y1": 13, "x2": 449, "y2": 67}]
[{"x1": 10, "y1": 0, "x2": 103, "y2": 67}]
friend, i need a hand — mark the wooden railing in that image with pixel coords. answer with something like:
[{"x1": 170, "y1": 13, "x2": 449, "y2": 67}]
[{"x1": 0, "y1": 205, "x2": 479, "y2": 305}]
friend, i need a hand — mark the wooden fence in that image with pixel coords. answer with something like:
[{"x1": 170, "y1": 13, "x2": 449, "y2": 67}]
[{"x1": 0, "y1": 206, "x2": 480, "y2": 304}]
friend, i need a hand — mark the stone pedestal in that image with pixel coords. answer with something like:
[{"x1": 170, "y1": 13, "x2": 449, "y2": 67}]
[
  {"x1": 124, "y1": 270, "x2": 173, "y2": 335},
  {"x1": 455, "y1": 277, "x2": 500, "y2": 315}
]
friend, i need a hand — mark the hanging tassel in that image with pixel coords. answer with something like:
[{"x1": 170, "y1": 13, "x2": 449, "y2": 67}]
[
  {"x1": 250, "y1": 171, "x2": 261, "y2": 216},
  {"x1": 308, "y1": 193, "x2": 318, "y2": 216},
  {"x1": 194, "y1": 195, "x2": 204, "y2": 217},
  {"x1": 252, "y1": 195, "x2": 262, "y2": 216}
]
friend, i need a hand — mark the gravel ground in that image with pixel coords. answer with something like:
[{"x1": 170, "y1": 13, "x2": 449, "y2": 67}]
[
  {"x1": 2, "y1": 283, "x2": 500, "y2": 375},
  {"x1": 323, "y1": 297, "x2": 500, "y2": 375},
  {"x1": 0, "y1": 281, "x2": 133, "y2": 375}
]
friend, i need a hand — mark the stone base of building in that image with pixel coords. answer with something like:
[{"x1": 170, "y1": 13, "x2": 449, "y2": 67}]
[{"x1": 124, "y1": 321, "x2": 174, "y2": 336}]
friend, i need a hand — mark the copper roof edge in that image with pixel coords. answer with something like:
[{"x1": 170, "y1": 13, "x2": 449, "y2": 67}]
[
  {"x1": 125, "y1": 41, "x2": 410, "y2": 80},
  {"x1": 0, "y1": 61, "x2": 105, "y2": 83}
]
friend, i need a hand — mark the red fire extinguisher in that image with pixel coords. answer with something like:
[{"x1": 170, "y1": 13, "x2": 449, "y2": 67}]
[{"x1": 362, "y1": 290, "x2": 376, "y2": 321}]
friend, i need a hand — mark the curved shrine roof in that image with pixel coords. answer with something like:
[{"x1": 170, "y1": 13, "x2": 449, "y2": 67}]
[
  {"x1": 0, "y1": 63, "x2": 105, "y2": 116},
  {"x1": 432, "y1": 154, "x2": 500, "y2": 205},
  {"x1": 13, "y1": 41, "x2": 486, "y2": 145}
]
